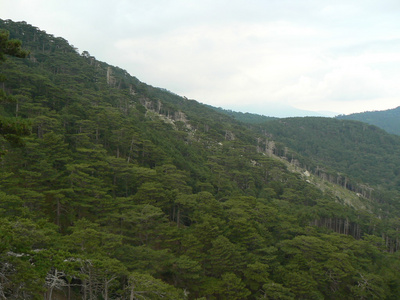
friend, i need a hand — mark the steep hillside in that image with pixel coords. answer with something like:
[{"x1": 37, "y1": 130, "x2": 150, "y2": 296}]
[
  {"x1": 2, "y1": 19, "x2": 400, "y2": 299},
  {"x1": 337, "y1": 106, "x2": 400, "y2": 135},
  {"x1": 261, "y1": 117, "x2": 400, "y2": 212}
]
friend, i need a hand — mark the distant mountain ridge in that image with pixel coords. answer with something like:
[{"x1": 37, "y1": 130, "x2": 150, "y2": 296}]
[
  {"x1": 207, "y1": 105, "x2": 278, "y2": 124},
  {"x1": 337, "y1": 106, "x2": 400, "y2": 135},
  {"x1": 260, "y1": 117, "x2": 400, "y2": 197}
]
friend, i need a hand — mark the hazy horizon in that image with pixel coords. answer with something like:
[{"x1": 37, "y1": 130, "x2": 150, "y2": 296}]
[{"x1": 2, "y1": 1, "x2": 400, "y2": 117}]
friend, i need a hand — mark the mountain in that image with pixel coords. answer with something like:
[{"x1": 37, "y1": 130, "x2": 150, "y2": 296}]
[
  {"x1": 337, "y1": 106, "x2": 400, "y2": 135},
  {"x1": 260, "y1": 117, "x2": 400, "y2": 207},
  {"x1": 207, "y1": 105, "x2": 278, "y2": 124},
  {"x1": 2, "y1": 19, "x2": 400, "y2": 299},
  {"x1": 227, "y1": 102, "x2": 338, "y2": 118}
]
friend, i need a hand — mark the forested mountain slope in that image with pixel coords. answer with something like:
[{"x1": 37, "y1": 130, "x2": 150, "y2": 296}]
[
  {"x1": 2, "y1": 19, "x2": 400, "y2": 299},
  {"x1": 337, "y1": 106, "x2": 400, "y2": 135},
  {"x1": 261, "y1": 117, "x2": 400, "y2": 212}
]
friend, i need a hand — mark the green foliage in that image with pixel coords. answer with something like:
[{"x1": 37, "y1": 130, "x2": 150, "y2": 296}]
[
  {"x1": 0, "y1": 27, "x2": 31, "y2": 152},
  {"x1": 126, "y1": 272, "x2": 185, "y2": 299},
  {"x1": 261, "y1": 117, "x2": 400, "y2": 211},
  {"x1": 337, "y1": 106, "x2": 400, "y2": 136},
  {"x1": 0, "y1": 29, "x2": 29, "y2": 61},
  {"x1": 1, "y1": 18, "x2": 400, "y2": 299}
]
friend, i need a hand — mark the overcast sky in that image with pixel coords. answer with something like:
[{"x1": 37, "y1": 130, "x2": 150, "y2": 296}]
[{"x1": 2, "y1": 0, "x2": 400, "y2": 117}]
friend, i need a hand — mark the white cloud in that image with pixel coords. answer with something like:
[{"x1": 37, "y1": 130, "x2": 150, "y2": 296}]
[
  {"x1": 2, "y1": 0, "x2": 400, "y2": 116},
  {"x1": 111, "y1": 21, "x2": 323, "y2": 106}
]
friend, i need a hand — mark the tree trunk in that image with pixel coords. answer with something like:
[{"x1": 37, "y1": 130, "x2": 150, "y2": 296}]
[
  {"x1": 48, "y1": 287, "x2": 53, "y2": 300},
  {"x1": 177, "y1": 206, "x2": 180, "y2": 228},
  {"x1": 56, "y1": 199, "x2": 61, "y2": 227},
  {"x1": 104, "y1": 280, "x2": 108, "y2": 300}
]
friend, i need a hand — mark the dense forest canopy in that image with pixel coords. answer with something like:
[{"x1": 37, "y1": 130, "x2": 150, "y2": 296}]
[
  {"x1": 337, "y1": 107, "x2": 400, "y2": 136},
  {"x1": 1, "y1": 19, "x2": 400, "y2": 299},
  {"x1": 260, "y1": 117, "x2": 400, "y2": 193}
]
